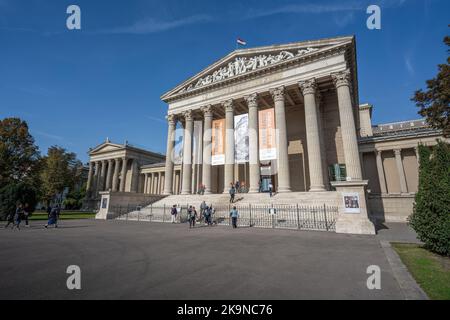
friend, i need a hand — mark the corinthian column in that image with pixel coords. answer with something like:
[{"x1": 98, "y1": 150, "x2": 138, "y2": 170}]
[
  {"x1": 105, "y1": 159, "x2": 113, "y2": 191},
  {"x1": 245, "y1": 93, "x2": 260, "y2": 193},
  {"x1": 86, "y1": 162, "x2": 94, "y2": 194},
  {"x1": 181, "y1": 110, "x2": 194, "y2": 195},
  {"x1": 299, "y1": 79, "x2": 325, "y2": 191},
  {"x1": 112, "y1": 158, "x2": 120, "y2": 192},
  {"x1": 201, "y1": 105, "x2": 213, "y2": 194},
  {"x1": 223, "y1": 100, "x2": 235, "y2": 192},
  {"x1": 119, "y1": 157, "x2": 127, "y2": 192},
  {"x1": 331, "y1": 70, "x2": 362, "y2": 181},
  {"x1": 99, "y1": 160, "x2": 107, "y2": 192},
  {"x1": 130, "y1": 159, "x2": 140, "y2": 193},
  {"x1": 270, "y1": 86, "x2": 291, "y2": 192},
  {"x1": 163, "y1": 114, "x2": 177, "y2": 195},
  {"x1": 93, "y1": 161, "x2": 100, "y2": 195}
]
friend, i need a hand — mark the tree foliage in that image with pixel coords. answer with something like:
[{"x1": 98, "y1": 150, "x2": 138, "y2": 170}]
[
  {"x1": 412, "y1": 36, "x2": 450, "y2": 136},
  {"x1": 409, "y1": 141, "x2": 450, "y2": 256},
  {"x1": 0, "y1": 118, "x2": 40, "y2": 187},
  {"x1": 0, "y1": 183, "x2": 37, "y2": 220},
  {"x1": 40, "y1": 146, "x2": 83, "y2": 204}
]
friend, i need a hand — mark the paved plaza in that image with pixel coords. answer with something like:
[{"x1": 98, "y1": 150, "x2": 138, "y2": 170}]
[{"x1": 0, "y1": 219, "x2": 419, "y2": 300}]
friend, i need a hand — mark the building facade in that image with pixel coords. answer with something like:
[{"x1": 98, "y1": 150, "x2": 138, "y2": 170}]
[{"x1": 87, "y1": 36, "x2": 447, "y2": 225}]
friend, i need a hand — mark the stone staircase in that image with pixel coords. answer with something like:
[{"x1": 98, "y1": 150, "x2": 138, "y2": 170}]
[{"x1": 149, "y1": 191, "x2": 340, "y2": 208}]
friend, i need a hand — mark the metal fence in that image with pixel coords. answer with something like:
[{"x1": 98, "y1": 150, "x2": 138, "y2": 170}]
[{"x1": 113, "y1": 203, "x2": 338, "y2": 232}]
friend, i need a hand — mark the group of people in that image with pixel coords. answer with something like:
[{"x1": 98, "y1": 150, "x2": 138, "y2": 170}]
[
  {"x1": 4, "y1": 203, "x2": 31, "y2": 230},
  {"x1": 3, "y1": 203, "x2": 61, "y2": 230},
  {"x1": 187, "y1": 201, "x2": 215, "y2": 228},
  {"x1": 169, "y1": 200, "x2": 240, "y2": 229}
]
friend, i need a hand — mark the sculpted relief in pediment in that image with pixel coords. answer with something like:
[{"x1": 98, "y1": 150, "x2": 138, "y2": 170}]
[{"x1": 177, "y1": 47, "x2": 319, "y2": 94}]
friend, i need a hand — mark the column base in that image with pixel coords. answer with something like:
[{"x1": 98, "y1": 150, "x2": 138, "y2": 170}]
[
  {"x1": 335, "y1": 215, "x2": 376, "y2": 235},
  {"x1": 309, "y1": 186, "x2": 326, "y2": 192},
  {"x1": 248, "y1": 188, "x2": 260, "y2": 193},
  {"x1": 330, "y1": 180, "x2": 376, "y2": 235},
  {"x1": 277, "y1": 187, "x2": 291, "y2": 193}
]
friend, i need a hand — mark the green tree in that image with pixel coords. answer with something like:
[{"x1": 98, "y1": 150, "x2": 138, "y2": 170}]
[
  {"x1": 0, "y1": 118, "x2": 40, "y2": 187},
  {"x1": 63, "y1": 182, "x2": 87, "y2": 210},
  {"x1": 40, "y1": 146, "x2": 83, "y2": 205},
  {"x1": 409, "y1": 141, "x2": 450, "y2": 256},
  {"x1": 0, "y1": 183, "x2": 37, "y2": 220},
  {"x1": 412, "y1": 36, "x2": 450, "y2": 136}
]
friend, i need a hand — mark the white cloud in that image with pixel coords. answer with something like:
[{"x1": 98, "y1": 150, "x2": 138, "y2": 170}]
[
  {"x1": 96, "y1": 14, "x2": 212, "y2": 35},
  {"x1": 243, "y1": 0, "x2": 407, "y2": 20},
  {"x1": 405, "y1": 56, "x2": 415, "y2": 76}
]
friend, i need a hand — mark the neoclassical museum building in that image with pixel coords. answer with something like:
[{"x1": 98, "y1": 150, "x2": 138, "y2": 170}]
[{"x1": 86, "y1": 36, "x2": 447, "y2": 233}]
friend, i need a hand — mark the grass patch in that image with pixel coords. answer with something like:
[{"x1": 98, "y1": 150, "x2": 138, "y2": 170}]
[
  {"x1": 392, "y1": 243, "x2": 450, "y2": 300},
  {"x1": 29, "y1": 211, "x2": 96, "y2": 221}
]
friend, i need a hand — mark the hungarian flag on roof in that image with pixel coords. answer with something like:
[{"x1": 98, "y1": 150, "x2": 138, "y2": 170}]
[{"x1": 237, "y1": 38, "x2": 247, "y2": 46}]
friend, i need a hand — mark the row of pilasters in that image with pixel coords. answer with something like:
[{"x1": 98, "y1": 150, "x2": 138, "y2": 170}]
[
  {"x1": 144, "y1": 172, "x2": 164, "y2": 195},
  {"x1": 374, "y1": 147, "x2": 418, "y2": 195},
  {"x1": 163, "y1": 69, "x2": 363, "y2": 195},
  {"x1": 86, "y1": 157, "x2": 140, "y2": 197}
]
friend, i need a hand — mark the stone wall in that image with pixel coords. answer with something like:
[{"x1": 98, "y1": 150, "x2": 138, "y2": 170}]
[
  {"x1": 368, "y1": 194, "x2": 415, "y2": 222},
  {"x1": 96, "y1": 191, "x2": 166, "y2": 220}
]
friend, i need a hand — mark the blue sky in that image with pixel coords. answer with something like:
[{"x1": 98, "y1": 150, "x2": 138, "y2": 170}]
[{"x1": 0, "y1": 0, "x2": 448, "y2": 163}]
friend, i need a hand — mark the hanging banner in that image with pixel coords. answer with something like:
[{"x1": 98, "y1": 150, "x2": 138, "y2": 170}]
[
  {"x1": 192, "y1": 121, "x2": 203, "y2": 165},
  {"x1": 234, "y1": 113, "x2": 249, "y2": 163},
  {"x1": 259, "y1": 108, "x2": 277, "y2": 160},
  {"x1": 173, "y1": 127, "x2": 184, "y2": 165},
  {"x1": 211, "y1": 119, "x2": 225, "y2": 165}
]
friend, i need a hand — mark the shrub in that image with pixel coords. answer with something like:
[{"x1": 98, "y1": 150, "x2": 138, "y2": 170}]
[{"x1": 409, "y1": 141, "x2": 450, "y2": 256}]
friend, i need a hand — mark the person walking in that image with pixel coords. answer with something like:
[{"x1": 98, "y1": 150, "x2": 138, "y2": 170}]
[
  {"x1": 11, "y1": 204, "x2": 23, "y2": 230},
  {"x1": 204, "y1": 206, "x2": 212, "y2": 226},
  {"x1": 229, "y1": 206, "x2": 239, "y2": 229},
  {"x1": 23, "y1": 203, "x2": 30, "y2": 227},
  {"x1": 268, "y1": 181, "x2": 273, "y2": 198},
  {"x1": 235, "y1": 181, "x2": 240, "y2": 193},
  {"x1": 45, "y1": 204, "x2": 60, "y2": 228},
  {"x1": 4, "y1": 206, "x2": 17, "y2": 229},
  {"x1": 200, "y1": 201, "x2": 207, "y2": 223},
  {"x1": 229, "y1": 185, "x2": 236, "y2": 203},
  {"x1": 187, "y1": 206, "x2": 197, "y2": 228},
  {"x1": 170, "y1": 204, "x2": 177, "y2": 223}
]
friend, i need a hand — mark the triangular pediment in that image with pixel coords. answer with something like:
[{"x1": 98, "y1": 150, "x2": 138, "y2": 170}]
[
  {"x1": 161, "y1": 35, "x2": 354, "y2": 101},
  {"x1": 89, "y1": 142, "x2": 124, "y2": 155}
]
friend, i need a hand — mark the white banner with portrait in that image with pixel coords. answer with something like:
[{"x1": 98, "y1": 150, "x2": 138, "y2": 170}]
[
  {"x1": 234, "y1": 113, "x2": 249, "y2": 163},
  {"x1": 259, "y1": 108, "x2": 277, "y2": 160},
  {"x1": 212, "y1": 119, "x2": 225, "y2": 166},
  {"x1": 192, "y1": 121, "x2": 203, "y2": 165}
]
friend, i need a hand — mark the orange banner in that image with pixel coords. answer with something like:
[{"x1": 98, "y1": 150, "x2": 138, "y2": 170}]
[
  {"x1": 211, "y1": 119, "x2": 225, "y2": 165},
  {"x1": 259, "y1": 108, "x2": 277, "y2": 160}
]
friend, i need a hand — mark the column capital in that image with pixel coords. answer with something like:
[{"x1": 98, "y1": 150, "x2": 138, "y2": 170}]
[
  {"x1": 298, "y1": 79, "x2": 317, "y2": 96},
  {"x1": 244, "y1": 93, "x2": 258, "y2": 108},
  {"x1": 393, "y1": 148, "x2": 402, "y2": 156},
  {"x1": 270, "y1": 86, "x2": 285, "y2": 102},
  {"x1": 166, "y1": 114, "x2": 177, "y2": 125},
  {"x1": 183, "y1": 110, "x2": 193, "y2": 122},
  {"x1": 107, "y1": 159, "x2": 113, "y2": 164},
  {"x1": 374, "y1": 149, "x2": 383, "y2": 157},
  {"x1": 201, "y1": 105, "x2": 213, "y2": 117},
  {"x1": 222, "y1": 99, "x2": 234, "y2": 112},
  {"x1": 331, "y1": 70, "x2": 352, "y2": 89}
]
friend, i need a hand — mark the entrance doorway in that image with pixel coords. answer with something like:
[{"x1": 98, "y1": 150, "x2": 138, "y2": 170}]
[{"x1": 260, "y1": 175, "x2": 275, "y2": 193}]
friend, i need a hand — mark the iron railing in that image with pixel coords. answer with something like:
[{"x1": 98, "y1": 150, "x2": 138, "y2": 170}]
[{"x1": 112, "y1": 203, "x2": 338, "y2": 232}]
